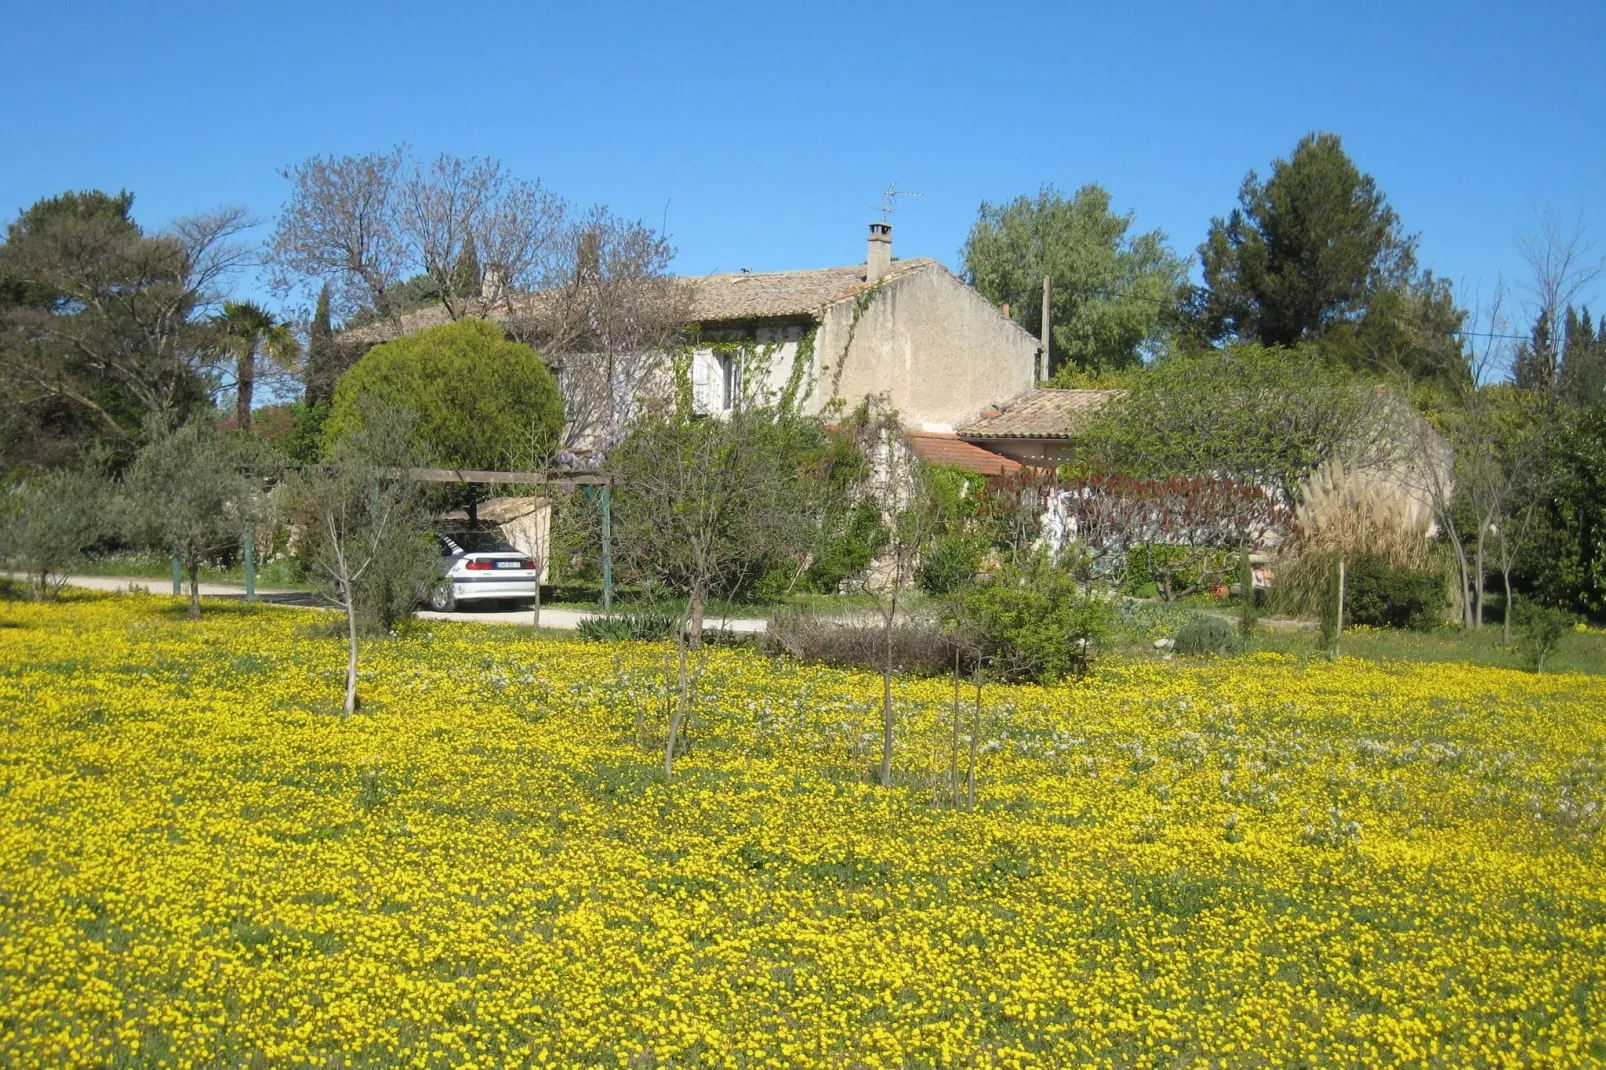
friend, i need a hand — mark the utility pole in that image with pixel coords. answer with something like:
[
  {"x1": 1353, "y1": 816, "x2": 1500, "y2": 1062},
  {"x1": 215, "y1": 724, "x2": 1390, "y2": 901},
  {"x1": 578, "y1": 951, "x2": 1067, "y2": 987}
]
[{"x1": 1040, "y1": 274, "x2": 1052, "y2": 382}]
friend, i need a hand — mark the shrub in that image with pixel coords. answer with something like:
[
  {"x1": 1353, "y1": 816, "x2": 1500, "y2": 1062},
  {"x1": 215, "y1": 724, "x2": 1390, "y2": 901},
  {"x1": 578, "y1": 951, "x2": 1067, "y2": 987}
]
[
  {"x1": 576, "y1": 608, "x2": 677, "y2": 642},
  {"x1": 1342, "y1": 553, "x2": 1444, "y2": 631},
  {"x1": 763, "y1": 610, "x2": 953, "y2": 676},
  {"x1": 1514, "y1": 601, "x2": 1574, "y2": 674},
  {"x1": 918, "y1": 532, "x2": 982, "y2": 596},
  {"x1": 325, "y1": 318, "x2": 564, "y2": 469},
  {"x1": 1174, "y1": 614, "x2": 1240, "y2": 656},
  {"x1": 961, "y1": 551, "x2": 1111, "y2": 683}
]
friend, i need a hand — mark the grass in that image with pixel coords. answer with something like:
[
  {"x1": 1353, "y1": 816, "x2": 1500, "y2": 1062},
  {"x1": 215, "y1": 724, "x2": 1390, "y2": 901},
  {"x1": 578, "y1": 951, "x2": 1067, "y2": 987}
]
[
  {"x1": 76, "y1": 550, "x2": 312, "y2": 590},
  {"x1": 0, "y1": 592, "x2": 1603, "y2": 1067}
]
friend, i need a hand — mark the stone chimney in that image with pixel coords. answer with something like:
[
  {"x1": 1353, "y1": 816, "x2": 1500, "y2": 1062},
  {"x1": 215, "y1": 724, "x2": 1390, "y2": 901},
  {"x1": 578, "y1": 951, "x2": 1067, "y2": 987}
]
[
  {"x1": 866, "y1": 222, "x2": 892, "y2": 284},
  {"x1": 480, "y1": 263, "x2": 505, "y2": 303}
]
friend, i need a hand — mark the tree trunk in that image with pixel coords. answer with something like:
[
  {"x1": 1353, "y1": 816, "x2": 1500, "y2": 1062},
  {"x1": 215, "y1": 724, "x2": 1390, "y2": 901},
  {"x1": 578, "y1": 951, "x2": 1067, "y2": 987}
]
[
  {"x1": 344, "y1": 595, "x2": 360, "y2": 716},
  {"x1": 967, "y1": 665, "x2": 983, "y2": 811},
  {"x1": 1446, "y1": 527, "x2": 1473, "y2": 629},
  {"x1": 1473, "y1": 525, "x2": 1487, "y2": 628},
  {"x1": 1502, "y1": 570, "x2": 1514, "y2": 647},
  {"x1": 949, "y1": 647, "x2": 962, "y2": 806},
  {"x1": 236, "y1": 347, "x2": 254, "y2": 432},
  {"x1": 665, "y1": 625, "x2": 689, "y2": 782},
  {"x1": 880, "y1": 603, "x2": 895, "y2": 789},
  {"x1": 188, "y1": 562, "x2": 201, "y2": 619},
  {"x1": 688, "y1": 588, "x2": 706, "y2": 651}
]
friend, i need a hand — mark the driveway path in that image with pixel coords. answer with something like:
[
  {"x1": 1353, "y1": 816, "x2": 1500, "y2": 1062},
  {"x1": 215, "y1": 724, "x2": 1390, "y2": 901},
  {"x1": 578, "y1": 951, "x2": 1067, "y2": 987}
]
[{"x1": 32, "y1": 574, "x2": 772, "y2": 633}]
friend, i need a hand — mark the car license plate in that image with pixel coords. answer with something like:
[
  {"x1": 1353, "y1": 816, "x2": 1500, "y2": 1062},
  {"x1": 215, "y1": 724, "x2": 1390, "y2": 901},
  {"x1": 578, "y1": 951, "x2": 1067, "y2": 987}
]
[{"x1": 495, "y1": 561, "x2": 521, "y2": 569}]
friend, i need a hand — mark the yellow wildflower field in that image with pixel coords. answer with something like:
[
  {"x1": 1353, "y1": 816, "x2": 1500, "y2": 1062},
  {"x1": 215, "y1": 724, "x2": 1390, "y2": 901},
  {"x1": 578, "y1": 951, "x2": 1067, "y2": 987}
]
[{"x1": 1, "y1": 595, "x2": 1604, "y2": 1068}]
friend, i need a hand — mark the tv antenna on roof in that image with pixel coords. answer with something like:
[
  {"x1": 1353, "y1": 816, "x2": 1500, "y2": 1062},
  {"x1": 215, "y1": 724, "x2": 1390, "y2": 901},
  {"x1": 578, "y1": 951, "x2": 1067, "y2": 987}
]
[{"x1": 875, "y1": 182, "x2": 922, "y2": 223}]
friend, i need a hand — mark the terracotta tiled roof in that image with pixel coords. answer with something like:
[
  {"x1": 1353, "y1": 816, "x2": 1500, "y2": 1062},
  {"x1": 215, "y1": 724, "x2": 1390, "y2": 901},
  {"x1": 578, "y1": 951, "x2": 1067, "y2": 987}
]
[
  {"x1": 957, "y1": 388, "x2": 1125, "y2": 439},
  {"x1": 904, "y1": 431, "x2": 1021, "y2": 476}
]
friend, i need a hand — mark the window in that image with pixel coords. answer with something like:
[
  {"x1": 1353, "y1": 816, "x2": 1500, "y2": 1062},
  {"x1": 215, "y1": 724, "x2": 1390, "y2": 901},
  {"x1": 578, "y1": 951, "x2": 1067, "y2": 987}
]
[{"x1": 718, "y1": 351, "x2": 739, "y2": 411}]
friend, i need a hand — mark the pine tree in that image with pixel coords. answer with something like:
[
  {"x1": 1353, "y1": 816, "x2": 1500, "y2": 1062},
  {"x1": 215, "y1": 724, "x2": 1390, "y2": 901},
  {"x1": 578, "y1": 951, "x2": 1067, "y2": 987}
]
[
  {"x1": 451, "y1": 235, "x2": 482, "y2": 300},
  {"x1": 305, "y1": 282, "x2": 335, "y2": 405},
  {"x1": 1513, "y1": 310, "x2": 1558, "y2": 395},
  {"x1": 1559, "y1": 306, "x2": 1606, "y2": 407}
]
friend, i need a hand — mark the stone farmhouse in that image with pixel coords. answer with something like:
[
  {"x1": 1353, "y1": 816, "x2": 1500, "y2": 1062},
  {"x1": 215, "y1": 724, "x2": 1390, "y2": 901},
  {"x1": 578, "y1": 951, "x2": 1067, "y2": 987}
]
[
  {"x1": 680, "y1": 223, "x2": 1038, "y2": 474},
  {"x1": 344, "y1": 223, "x2": 1040, "y2": 475}
]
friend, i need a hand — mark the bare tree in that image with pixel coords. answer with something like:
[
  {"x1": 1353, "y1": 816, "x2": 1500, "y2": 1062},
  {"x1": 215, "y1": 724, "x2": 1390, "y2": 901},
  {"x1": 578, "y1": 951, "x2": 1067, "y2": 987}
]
[
  {"x1": 505, "y1": 208, "x2": 693, "y2": 452},
  {"x1": 289, "y1": 402, "x2": 431, "y2": 714},
  {"x1": 267, "y1": 147, "x2": 567, "y2": 327},
  {"x1": 843, "y1": 399, "x2": 939, "y2": 789},
  {"x1": 1515, "y1": 213, "x2": 1604, "y2": 394}
]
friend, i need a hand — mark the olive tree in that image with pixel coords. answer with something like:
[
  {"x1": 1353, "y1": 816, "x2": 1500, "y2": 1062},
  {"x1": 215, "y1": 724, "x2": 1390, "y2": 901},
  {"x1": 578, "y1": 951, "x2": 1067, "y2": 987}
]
[
  {"x1": 121, "y1": 421, "x2": 259, "y2": 617},
  {"x1": 2, "y1": 464, "x2": 113, "y2": 599},
  {"x1": 289, "y1": 401, "x2": 434, "y2": 714}
]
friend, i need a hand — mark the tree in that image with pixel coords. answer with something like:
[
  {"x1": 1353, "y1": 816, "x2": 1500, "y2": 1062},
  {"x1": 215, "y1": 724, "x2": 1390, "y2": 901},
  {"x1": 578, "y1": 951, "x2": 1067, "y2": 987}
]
[
  {"x1": 1513, "y1": 213, "x2": 1603, "y2": 400},
  {"x1": 450, "y1": 234, "x2": 482, "y2": 300},
  {"x1": 216, "y1": 301, "x2": 298, "y2": 432},
  {"x1": 832, "y1": 400, "x2": 943, "y2": 789},
  {"x1": 289, "y1": 401, "x2": 433, "y2": 714},
  {"x1": 1527, "y1": 403, "x2": 1606, "y2": 619},
  {"x1": 961, "y1": 184, "x2": 1187, "y2": 373},
  {"x1": 505, "y1": 208, "x2": 692, "y2": 452},
  {"x1": 1, "y1": 463, "x2": 112, "y2": 599},
  {"x1": 609, "y1": 402, "x2": 817, "y2": 781},
  {"x1": 324, "y1": 318, "x2": 564, "y2": 469},
  {"x1": 1558, "y1": 307, "x2": 1606, "y2": 408},
  {"x1": 0, "y1": 190, "x2": 254, "y2": 460},
  {"x1": 304, "y1": 282, "x2": 340, "y2": 406},
  {"x1": 121, "y1": 420, "x2": 259, "y2": 617},
  {"x1": 1080, "y1": 343, "x2": 1400, "y2": 509},
  {"x1": 267, "y1": 148, "x2": 565, "y2": 325},
  {"x1": 1194, "y1": 133, "x2": 1422, "y2": 352}
]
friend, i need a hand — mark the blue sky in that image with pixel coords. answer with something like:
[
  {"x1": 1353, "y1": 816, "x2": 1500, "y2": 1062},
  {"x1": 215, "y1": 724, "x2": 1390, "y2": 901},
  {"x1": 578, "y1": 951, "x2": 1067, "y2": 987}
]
[{"x1": 4, "y1": 0, "x2": 1603, "y2": 322}]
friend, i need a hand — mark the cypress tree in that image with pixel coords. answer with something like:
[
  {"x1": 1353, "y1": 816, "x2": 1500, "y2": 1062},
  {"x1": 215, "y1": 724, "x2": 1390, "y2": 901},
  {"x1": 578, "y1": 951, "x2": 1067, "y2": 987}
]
[
  {"x1": 451, "y1": 235, "x2": 482, "y2": 300},
  {"x1": 306, "y1": 282, "x2": 335, "y2": 405},
  {"x1": 1559, "y1": 306, "x2": 1606, "y2": 407}
]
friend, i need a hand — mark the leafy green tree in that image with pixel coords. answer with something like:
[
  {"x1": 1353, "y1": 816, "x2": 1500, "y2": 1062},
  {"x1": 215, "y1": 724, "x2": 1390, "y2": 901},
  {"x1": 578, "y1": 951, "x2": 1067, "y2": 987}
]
[
  {"x1": 325, "y1": 318, "x2": 563, "y2": 469},
  {"x1": 0, "y1": 189, "x2": 244, "y2": 464},
  {"x1": 1080, "y1": 343, "x2": 1390, "y2": 508},
  {"x1": 1527, "y1": 403, "x2": 1606, "y2": 618},
  {"x1": 961, "y1": 184, "x2": 1187, "y2": 373},
  {"x1": 1, "y1": 463, "x2": 113, "y2": 599},
  {"x1": 216, "y1": 300, "x2": 298, "y2": 432},
  {"x1": 1194, "y1": 133, "x2": 1452, "y2": 372},
  {"x1": 121, "y1": 420, "x2": 261, "y2": 617}
]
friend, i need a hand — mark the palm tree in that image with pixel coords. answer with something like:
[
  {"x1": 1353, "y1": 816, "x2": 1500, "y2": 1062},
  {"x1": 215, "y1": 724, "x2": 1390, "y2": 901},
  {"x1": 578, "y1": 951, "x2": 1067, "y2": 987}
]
[{"x1": 217, "y1": 301, "x2": 299, "y2": 432}]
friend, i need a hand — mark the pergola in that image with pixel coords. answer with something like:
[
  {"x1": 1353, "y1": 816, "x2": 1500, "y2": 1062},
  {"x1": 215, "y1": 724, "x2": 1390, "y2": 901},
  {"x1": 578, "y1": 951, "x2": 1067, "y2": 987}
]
[{"x1": 177, "y1": 467, "x2": 619, "y2": 611}]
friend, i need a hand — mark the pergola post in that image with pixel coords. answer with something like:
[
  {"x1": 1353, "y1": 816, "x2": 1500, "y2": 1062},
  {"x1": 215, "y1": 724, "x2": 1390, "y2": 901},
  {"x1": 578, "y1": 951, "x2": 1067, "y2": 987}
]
[
  {"x1": 600, "y1": 483, "x2": 613, "y2": 613},
  {"x1": 243, "y1": 527, "x2": 256, "y2": 602}
]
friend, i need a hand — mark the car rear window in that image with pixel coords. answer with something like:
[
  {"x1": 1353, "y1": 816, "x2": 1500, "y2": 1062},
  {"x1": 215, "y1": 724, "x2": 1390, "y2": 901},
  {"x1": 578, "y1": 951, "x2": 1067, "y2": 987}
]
[{"x1": 436, "y1": 530, "x2": 516, "y2": 554}]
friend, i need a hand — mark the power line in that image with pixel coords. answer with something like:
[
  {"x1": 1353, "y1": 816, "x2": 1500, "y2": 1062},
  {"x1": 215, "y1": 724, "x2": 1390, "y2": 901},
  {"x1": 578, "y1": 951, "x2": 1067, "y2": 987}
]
[{"x1": 1056, "y1": 283, "x2": 1539, "y2": 343}]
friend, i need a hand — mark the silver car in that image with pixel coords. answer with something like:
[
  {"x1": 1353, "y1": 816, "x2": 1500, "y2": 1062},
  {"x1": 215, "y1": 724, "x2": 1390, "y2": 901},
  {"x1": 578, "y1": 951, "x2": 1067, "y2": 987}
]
[{"x1": 427, "y1": 528, "x2": 538, "y2": 611}]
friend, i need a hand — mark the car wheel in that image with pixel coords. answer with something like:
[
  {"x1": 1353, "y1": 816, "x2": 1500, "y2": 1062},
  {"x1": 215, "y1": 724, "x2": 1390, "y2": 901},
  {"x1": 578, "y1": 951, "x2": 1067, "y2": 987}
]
[{"x1": 428, "y1": 583, "x2": 456, "y2": 612}]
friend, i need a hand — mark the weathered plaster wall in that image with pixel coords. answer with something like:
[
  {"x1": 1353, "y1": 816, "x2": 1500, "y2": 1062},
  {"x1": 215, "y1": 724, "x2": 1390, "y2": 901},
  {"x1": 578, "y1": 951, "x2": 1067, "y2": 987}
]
[{"x1": 812, "y1": 265, "x2": 1038, "y2": 429}]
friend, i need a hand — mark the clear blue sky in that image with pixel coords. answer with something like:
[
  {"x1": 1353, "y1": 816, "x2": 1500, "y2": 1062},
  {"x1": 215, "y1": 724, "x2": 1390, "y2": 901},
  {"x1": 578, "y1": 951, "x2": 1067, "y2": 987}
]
[{"x1": 5, "y1": 0, "x2": 1603, "y2": 320}]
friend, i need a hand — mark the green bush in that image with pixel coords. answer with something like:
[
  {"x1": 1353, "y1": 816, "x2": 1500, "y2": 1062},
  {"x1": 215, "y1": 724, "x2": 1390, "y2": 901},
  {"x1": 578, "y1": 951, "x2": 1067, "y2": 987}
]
[
  {"x1": 325, "y1": 318, "x2": 564, "y2": 468},
  {"x1": 961, "y1": 551, "x2": 1111, "y2": 683},
  {"x1": 918, "y1": 533, "x2": 982, "y2": 596},
  {"x1": 576, "y1": 609, "x2": 677, "y2": 642},
  {"x1": 1174, "y1": 614, "x2": 1239, "y2": 656},
  {"x1": 1343, "y1": 553, "x2": 1443, "y2": 631},
  {"x1": 1514, "y1": 601, "x2": 1574, "y2": 674}
]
